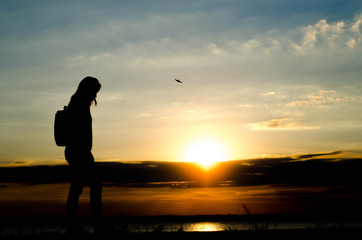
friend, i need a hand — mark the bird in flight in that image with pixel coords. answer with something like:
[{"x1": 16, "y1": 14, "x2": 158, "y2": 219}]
[{"x1": 175, "y1": 79, "x2": 183, "y2": 83}]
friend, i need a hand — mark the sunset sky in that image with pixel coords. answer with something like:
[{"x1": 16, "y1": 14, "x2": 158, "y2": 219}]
[
  {"x1": 1, "y1": 0, "x2": 362, "y2": 219},
  {"x1": 1, "y1": 0, "x2": 362, "y2": 165}
]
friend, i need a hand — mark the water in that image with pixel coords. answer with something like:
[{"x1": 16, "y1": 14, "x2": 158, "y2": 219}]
[
  {"x1": 116, "y1": 220, "x2": 362, "y2": 232},
  {"x1": 1, "y1": 219, "x2": 362, "y2": 235}
]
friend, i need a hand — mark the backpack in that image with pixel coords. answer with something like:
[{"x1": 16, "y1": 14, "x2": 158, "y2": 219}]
[{"x1": 54, "y1": 106, "x2": 70, "y2": 146}]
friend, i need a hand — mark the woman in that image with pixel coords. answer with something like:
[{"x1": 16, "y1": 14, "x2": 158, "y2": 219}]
[{"x1": 65, "y1": 76, "x2": 102, "y2": 230}]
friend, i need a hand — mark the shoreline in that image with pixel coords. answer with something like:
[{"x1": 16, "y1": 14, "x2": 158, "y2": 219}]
[{"x1": 1, "y1": 227, "x2": 362, "y2": 240}]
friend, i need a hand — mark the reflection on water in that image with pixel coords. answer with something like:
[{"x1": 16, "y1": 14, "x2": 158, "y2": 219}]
[
  {"x1": 2, "y1": 220, "x2": 362, "y2": 235},
  {"x1": 188, "y1": 222, "x2": 224, "y2": 232},
  {"x1": 123, "y1": 220, "x2": 362, "y2": 233}
]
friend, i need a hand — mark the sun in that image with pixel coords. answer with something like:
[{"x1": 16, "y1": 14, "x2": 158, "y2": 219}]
[{"x1": 183, "y1": 139, "x2": 228, "y2": 169}]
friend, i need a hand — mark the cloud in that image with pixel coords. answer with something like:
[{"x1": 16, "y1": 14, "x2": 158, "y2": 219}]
[
  {"x1": 346, "y1": 38, "x2": 357, "y2": 48},
  {"x1": 248, "y1": 16, "x2": 362, "y2": 55},
  {"x1": 291, "y1": 19, "x2": 345, "y2": 53},
  {"x1": 285, "y1": 89, "x2": 337, "y2": 108},
  {"x1": 53, "y1": 13, "x2": 362, "y2": 119},
  {"x1": 2, "y1": 152, "x2": 362, "y2": 189},
  {"x1": 247, "y1": 118, "x2": 320, "y2": 131},
  {"x1": 283, "y1": 88, "x2": 362, "y2": 110},
  {"x1": 294, "y1": 151, "x2": 342, "y2": 161},
  {"x1": 262, "y1": 91, "x2": 276, "y2": 96}
]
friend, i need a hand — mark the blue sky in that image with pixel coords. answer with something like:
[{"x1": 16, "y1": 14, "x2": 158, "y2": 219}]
[{"x1": 1, "y1": 0, "x2": 362, "y2": 165}]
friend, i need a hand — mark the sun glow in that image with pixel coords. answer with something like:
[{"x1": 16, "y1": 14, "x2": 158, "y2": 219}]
[
  {"x1": 183, "y1": 139, "x2": 228, "y2": 169},
  {"x1": 190, "y1": 222, "x2": 224, "y2": 232}
]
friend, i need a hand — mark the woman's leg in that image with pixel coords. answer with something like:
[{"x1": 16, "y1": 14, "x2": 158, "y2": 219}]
[
  {"x1": 66, "y1": 175, "x2": 83, "y2": 218},
  {"x1": 65, "y1": 148, "x2": 85, "y2": 231},
  {"x1": 89, "y1": 161, "x2": 103, "y2": 218}
]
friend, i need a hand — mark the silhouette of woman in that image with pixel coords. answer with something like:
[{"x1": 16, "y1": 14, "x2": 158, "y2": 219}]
[{"x1": 65, "y1": 76, "x2": 102, "y2": 231}]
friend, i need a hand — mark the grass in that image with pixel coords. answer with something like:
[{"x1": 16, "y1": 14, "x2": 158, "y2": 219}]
[{"x1": 240, "y1": 201, "x2": 270, "y2": 230}]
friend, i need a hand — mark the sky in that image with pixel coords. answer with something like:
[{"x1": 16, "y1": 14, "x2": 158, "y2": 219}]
[
  {"x1": 1, "y1": 0, "x2": 362, "y2": 219},
  {"x1": 1, "y1": 0, "x2": 362, "y2": 165}
]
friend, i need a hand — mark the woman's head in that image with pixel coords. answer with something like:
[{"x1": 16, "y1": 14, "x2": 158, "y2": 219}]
[{"x1": 74, "y1": 76, "x2": 101, "y2": 106}]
